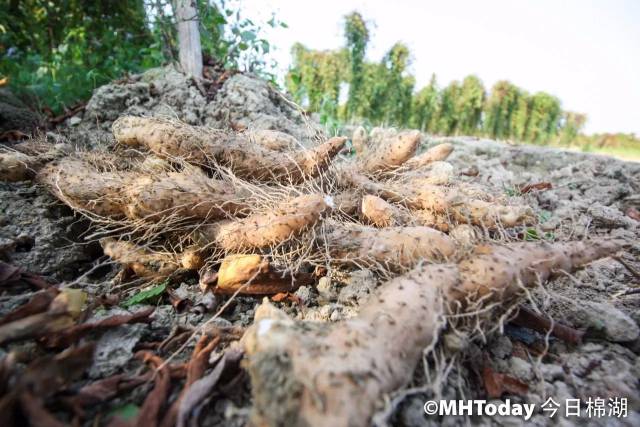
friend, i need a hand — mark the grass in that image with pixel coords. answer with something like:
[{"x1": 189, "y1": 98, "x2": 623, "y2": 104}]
[{"x1": 580, "y1": 145, "x2": 640, "y2": 162}]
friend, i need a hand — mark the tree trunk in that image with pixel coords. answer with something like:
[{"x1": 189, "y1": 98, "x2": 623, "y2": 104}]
[{"x1": 174, "y1": 0, "x2": 203, "y2": 78}]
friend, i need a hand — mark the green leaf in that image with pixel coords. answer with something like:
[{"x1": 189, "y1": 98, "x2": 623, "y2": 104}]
[
  {"x1": 524, "y1": 228, "x2": 540, "y2": 241},
  {"x1": 240, "y1": 30, "x2": 256, "y2": 41},
  {"x1": 109, "y1": 403, "x2": 139, "y2": 421},
  {"x1": 122, "y1": 281, "x2": 167, "y2": 307}
]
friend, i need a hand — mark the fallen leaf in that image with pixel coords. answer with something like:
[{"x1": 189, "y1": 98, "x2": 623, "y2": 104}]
[
  {"x1": 0, "y1": 288, "x2": 58, "y2": 326},
  {"x1": 167, "y1": 289, "x2": 191, "y2": 312},
  {"x1": 211, "y1": 254, "x2": 313, "y2": 295},
  {"x1": 67, "y1": 374, "x2": 148, "y2": 410},
  {"x1": 134, "y1": 351, "x2": 172, "y2": 427},
  {"x1": 44, "y1": 307, "x2": 154, "y2": 348},
  {"x1": 0, "y1": 261, "x2": 53, "y2": 289},
  {"x1": 519, "y1": 182, "x2": 552, "y2": 194},
  {"x1": 122, "y1": 282, "x2": 167, "y2": 307},
  {"x1": 0, "y1": 311, "x2": 74, "y2": 345},
  {"x1": 271, "y1": 292, "x2": 303, "y2": 305},
  {"x1": 175, "y1": 348, "x2": 243, "y2": 427},
  {"x1": 0, "y1": 130, "x2": 29, "y2": 142},
  {"x1": 482, "y1": 357, "x2": 528, "y2": 398},
  {"x1": 511, "y1": 306, "x2": 584, "y2": 345},
  {"x1": 160, "y1": 335, "x2": 221, "y2": 427},
  {"x1": 20, "y1": 344, "x2": 95, "y2": 398}
]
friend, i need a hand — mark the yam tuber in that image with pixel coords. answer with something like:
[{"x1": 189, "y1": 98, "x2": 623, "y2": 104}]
[
  {"x1": 198, "y1": 194, "x2": 330, "y2": 252},
  {"x1": 112, "y1": 116, "x2": 345, "y2": 183},
  {"x1": 0, "y1": 151, "x2": 35, "y2": 182},
  {"x1": 351, "y1": 126, "x2": 369, "y2": 155},
  {"x1": 323, "y1": 222, "x2": 455, "y2": 269},
  {"x1": 209, "y1": 254, "x2": 313, "y2": 295},
  {"x1": 248, "y1": 129, "x2": 300, "y2": 151},
  {"x1": 360, "y1": 195, "x2": 410, "y2": 227},
  {"x1": 0, "y1": 143, "x2": 69, "y2": 182},
  {"x1": 399, "y1": 182, "x2": 534, "y2": 228},
  {"x1": 39, "y1": 158, "x2": 249, "y2": 221},
  {"x1": 404, "y1": 142, "x2": 454, "y2": 169},
  {"x1": 101, "y1": 239, "x2": 179, "y2": 279},
  {"x1": 242, "y1": 238, "x2": 622, "y2": 427},
  {"x1": 39, "y1": 159, "x2": 130, "y2": 217},
  {"x1": 401, "y1": 160, "x2": 455, "y2": 185},
  {"x1": 358, "y1": 130, "x2": 420, "y2": 173},
  {"x1": 122, "y1": 165, "x2": 249, "y2": 221},
  {"x1": 337, "y1": 164, "x2": 530, "y2": 228}
]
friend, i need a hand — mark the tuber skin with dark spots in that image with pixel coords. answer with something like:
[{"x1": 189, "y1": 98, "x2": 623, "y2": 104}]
[
  {"x1": 39, "y1": 158, "x2": 249, "y2": 221},
  {"x1": 112, "y1": 116, "x2": 346, "y2": 183},
  {"x1": 198, "y1": 194, "x2": 330, "y2": 252},
  {"x1": 242, "y1": 238, "x2": 622, "y2": 427}
]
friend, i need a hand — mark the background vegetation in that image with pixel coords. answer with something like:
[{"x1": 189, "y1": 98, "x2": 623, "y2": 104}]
[
  {"x1": 0, "y1": 0, "x2": 280, "y2": 114},
  {"x1": 1, "y1": 4, "x2": 637, "y2": 158},
  {"x1": 286, "y1": 12, "x2": 639, "y2": 157}
]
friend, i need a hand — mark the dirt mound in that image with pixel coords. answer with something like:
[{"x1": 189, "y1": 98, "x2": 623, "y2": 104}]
[
  {"x1": 0, "y1": 65, "x2": 319, "y2": 280},
  {"x1": 66, "y1": 64, "x2": 321, "y2": 147}
]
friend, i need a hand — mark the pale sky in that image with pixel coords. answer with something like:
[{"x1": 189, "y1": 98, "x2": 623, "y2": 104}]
[{"x1": 240, "y1": 0, "x2": 640, "y2": 134}]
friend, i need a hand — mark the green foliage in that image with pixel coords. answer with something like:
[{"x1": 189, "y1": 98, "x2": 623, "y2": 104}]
[
  {"x1": 0, "y1": 0, "x2": 280, "y2": 114},
  {"x1": 523, "y1": 92, "x2": 562, "y2": 144},
  {"x1": 410, "y1": 74, "x2": 439, "y2": 131},
  {"x1": 344, "y1": 12, "x2": 369, "y2": 119},
  {"x1": 574, "y1": 132, "x2": 640, "y2": 160},
  {"x1": 285, "y1": 44, "x2": 346, "y2": 111},
  {"x1": 436, "y1": 80, "x2": 461, "y2": 134},
  {"x1": 359, "y1": 43, "x2": 414, "y2": 125},
  {"x1": 483, "y1": 81, "x2": 524, "y2": 139},
  {"x1": 285, "y1": 10, "x2": 575, "y2": 148},
  {"x1": 457, "y1": 75, "x2": 486, "y2": 135},
  {"x1": 122, "y1": 281, "x2": 167, "y2": 307},
  {"x1": 1, "y1": 0, "x2": 157, "y2": 112},
  {"x1": 558, "y1": 112, "x2": 587, "y2": 145}
]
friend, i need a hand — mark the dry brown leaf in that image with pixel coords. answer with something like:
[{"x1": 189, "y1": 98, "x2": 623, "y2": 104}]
[
  {"x1": 511, "y1": 306, "x2": 584, "y2": 345},
  {"x1": 482, "y1": 357, "x2": 529, "y2": 398},
  {"x1": 134, "y1": 351, "x2": 172, "y2": 427},
  {"x1": 518, "y1": 182, "x2": 552, "y2": 194}
]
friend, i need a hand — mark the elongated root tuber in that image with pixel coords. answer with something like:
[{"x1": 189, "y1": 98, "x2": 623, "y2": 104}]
[
  {"x1": 101, "y1": 239, "x2": 179, "y2": 279},
  {"x1": 248, "y1": 129, "x2": 300, "y2": 151},
  {"x1": 322, "y1": 222, "x2": 455, "y2": 269},
  {"x1": 39, "y1": 159, "x2": 131, "y2": 217},
  {"x1": 400, "y1": 182, "x2": 535, "y2": 228},
  {"x1": 113, "y1": 116, "x2": 346, "y2": 183},
  {"x1": 351, "y1": 126, "x2": 369, "y2": 155},
  {"x1": 205, "y1": 254, "x2": 313, "y2": 295},
  {"x1": 404, "y1": 142, "x2": 454, "y2": 169},
  {"x1": 360, "y1": 195, "x2": 410, "y2": 227},
  {"x1": 0, "y1": 151, "x2": 36, "y2": 182},
  {"x1": 242, "y1": 238, "x2": 622, "y2": 427},
  {"x1": 358, "y1": 130, "x2": 420, "y2": 173},
  {"x1": 198, "y1": 194, "x2": 331, "y2": 252},
  {"x1": 39, "y1": 158, "x2": 249, "y2": 221}
]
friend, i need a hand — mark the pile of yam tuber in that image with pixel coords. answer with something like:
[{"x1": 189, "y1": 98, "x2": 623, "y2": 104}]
[{"x1": 1, "y1": 118, "x2": 624, "y2": 427}]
